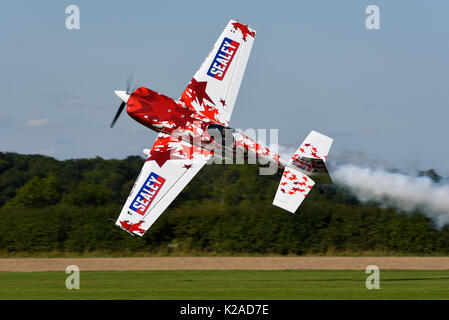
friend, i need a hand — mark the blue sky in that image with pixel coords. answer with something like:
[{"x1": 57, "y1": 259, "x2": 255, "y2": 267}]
[{"x1": 1, "y1": 1, "x2": 448, "y2": 174}]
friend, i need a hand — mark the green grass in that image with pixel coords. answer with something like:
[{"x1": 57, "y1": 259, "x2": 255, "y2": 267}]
[{"x1": 0, "y1": 270, "x2": 448, "y2": 299}]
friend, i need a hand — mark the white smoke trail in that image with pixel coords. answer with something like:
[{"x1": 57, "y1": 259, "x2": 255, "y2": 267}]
[{"x1": 332, "y1": 164, "x2": 449, "y2": 228}]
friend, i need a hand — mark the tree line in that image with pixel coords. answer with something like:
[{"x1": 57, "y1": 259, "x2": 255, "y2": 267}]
[{"x1": 0, "y1": 152, "x2": 448, "y2": 256}]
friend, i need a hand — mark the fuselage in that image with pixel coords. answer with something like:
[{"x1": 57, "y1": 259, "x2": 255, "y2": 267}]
[{"x1": 126, "y1": 87, "x2": 289, "y2": 169}]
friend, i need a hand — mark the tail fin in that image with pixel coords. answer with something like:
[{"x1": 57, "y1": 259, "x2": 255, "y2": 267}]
[
  {"x1": 290, "y1": 130, "x2": 333, "y2": 184},
  {"x1": 273, "y1": 130, "x2": 333, "y2": 213}
]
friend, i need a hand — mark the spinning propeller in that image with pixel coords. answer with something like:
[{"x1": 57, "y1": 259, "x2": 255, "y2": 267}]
[{"x1": 110, "y1": 74, "x2": 134, "y2": 128}]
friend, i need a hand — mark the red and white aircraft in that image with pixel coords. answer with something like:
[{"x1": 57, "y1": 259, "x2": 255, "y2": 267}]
[{"x1": 111, "y1": 20, "x2": 333, "y2": 236}]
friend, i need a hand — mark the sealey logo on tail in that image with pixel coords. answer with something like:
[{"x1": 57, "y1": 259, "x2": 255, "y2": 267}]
[
  {"x1": 129, "y1": 172, "x2": 166, "y2": 215},
  {"x1": 207, "y1": 37, "x2": 240, "y2": 81}
]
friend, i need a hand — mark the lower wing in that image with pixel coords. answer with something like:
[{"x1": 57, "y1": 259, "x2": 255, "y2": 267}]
[{"x1": 115, "y1": 133, "x2": 212, "y2": 236}]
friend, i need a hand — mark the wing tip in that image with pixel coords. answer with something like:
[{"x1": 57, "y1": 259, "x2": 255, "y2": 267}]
[{"x1": 272, "y1": 199, "x2": 297, "y2": 213}]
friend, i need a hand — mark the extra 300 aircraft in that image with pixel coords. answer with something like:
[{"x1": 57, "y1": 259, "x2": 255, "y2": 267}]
[{"x1": 111, "y1": 20, "x2": 333, "y2": 236}]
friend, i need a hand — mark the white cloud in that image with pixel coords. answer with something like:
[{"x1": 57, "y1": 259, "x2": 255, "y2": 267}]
[{"x1": 26, "y1": 118, "x2": 49, "y2": 127}]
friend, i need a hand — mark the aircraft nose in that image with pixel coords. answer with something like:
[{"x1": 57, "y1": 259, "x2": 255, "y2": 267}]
[{"x1": 114, "y1": 90, "x2": 131, "y2": 103}]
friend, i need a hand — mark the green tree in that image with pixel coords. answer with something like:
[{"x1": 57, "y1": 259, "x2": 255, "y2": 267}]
[
  {"x1": 63, "y1": 182, "x2": 112, "y2": 206},
  {"x1": 5, "y1": 175, "x2": 61, "y2": 208}
]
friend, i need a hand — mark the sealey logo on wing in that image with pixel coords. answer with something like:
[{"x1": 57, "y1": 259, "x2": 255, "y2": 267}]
[
  {"x1": 129, "y1": 172, "x2": 166, "y2": 215},
  {"x1": 207, "y1": 37, "x2": 240, "y2": 81}
]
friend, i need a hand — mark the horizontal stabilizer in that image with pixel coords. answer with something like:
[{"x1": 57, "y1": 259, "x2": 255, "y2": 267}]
[
  {"x1": 273, "y1": 130, "x2": 333, "y2": 213},
  {"x1": 272, "y1": 167, "x2": 315, "y2": 213}
]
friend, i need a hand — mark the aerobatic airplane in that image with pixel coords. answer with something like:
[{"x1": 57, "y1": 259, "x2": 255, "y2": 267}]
[{"x1": 111, "y1": 20, "x2": 333, "y2": 236}]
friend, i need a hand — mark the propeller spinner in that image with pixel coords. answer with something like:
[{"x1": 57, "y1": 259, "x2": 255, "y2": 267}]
[
  {"x1": 110, "y1": 73, "x2": 134, "y2": 128},
  {"x1": 110, "y1": 91, "x2": 131, "y2": 128}
]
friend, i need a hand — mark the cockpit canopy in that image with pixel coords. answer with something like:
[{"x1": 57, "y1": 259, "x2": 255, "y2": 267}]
[{"x1": 206, "y1": 123, "x2": 235, "y2": 147}]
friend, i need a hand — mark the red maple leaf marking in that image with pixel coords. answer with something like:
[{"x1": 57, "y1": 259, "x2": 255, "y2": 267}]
[
  {"x1": 147, "y1": 136, "x2": 187, "y2": 167},
  {"x1": 148, "y1": 142, "x2": 177, "y2": 167},
  {"x1": 299, "y1": 148, "x2": 305, "y2": 153},
  {"x1": 255, "y1": 144, "x2": 265, "y2": 154},
  {"x1": 302, "y1": 176, "x2": 308, "y2": 182},
  {"x1": 182, "y1": 143, "x2": 207, "y2": 160},
  {"x1": 234, "y1": 139, "x2": 244, "y2": 147},
  {"x1": 186, "y1": 78, "x2": 215, "y2": 106},
  {"x1": 283, "y1": 170, "x2": 291, "y2": 177},
  {"x1": 231, "y1": 22, "x2": 256, "y2": 41},
  {"x1": 120, "y1": 220, "x2": 146, "y2": 235},
  {"x1": 299, "y1": 182, "x2": 306, "y2": 186},
  {"x1": 281, "y1": 188, "x2": 286, "y2": 193},
  {"x1": 312, "y1": 147, "x2": 317, "y2": 152},
  {"x1": 247, "y1": 142, "x2": 257, "y2": 150},
  {"x1": 308, "y1": 185, "x2": 313, "y2": 189},
  {"x1": 304, "y1": 143, "x2": 311, "y2": 147},
  {"x1": 219, "y1": 98, "x2": 226, "y2": 106},
  {"x1": 281, "y1": 182, "x2": 287, "y2": 186},
  {"x1": 183, "y1": 164, "x2": 192, "y2": 169},
  {"x1": 289, "y1": 174, "x2": 297, "y2": 181},
  {"x1": 311, "y1": 152, "x2": 319, "y2": 158},
  {"x1": 200, "y1": 104, "x2": 220, "y2": 122},
  {"x1": 299, "y1": 189, "x2": 305, "y2": 193},
  {"x1": 179, "y1": 90, "x2": 197, "y2": 112},
  {"x1": 292, "y1": 187, "x2": 300, "y2": 192},
  {"x1": 288, "y1": 191, "x2": 295, "y2": 195}
]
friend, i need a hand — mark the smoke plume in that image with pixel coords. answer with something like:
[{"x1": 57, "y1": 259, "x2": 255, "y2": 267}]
[{"x1": 332, "y1": 164, "x2": 449, "y2": 228}]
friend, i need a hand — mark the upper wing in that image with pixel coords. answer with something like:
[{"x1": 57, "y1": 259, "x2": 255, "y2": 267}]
[
  {"x1": 180, "y1": 20, "x2": 256, "y2": 126},
  {"x1": 115, "y1": 133, "x2": 212, "y2": 236}
]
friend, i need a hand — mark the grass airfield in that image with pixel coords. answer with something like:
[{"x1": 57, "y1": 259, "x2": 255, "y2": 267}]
[{"x1": 1, "y1": 270, "x2": 448, "y2": 300}]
